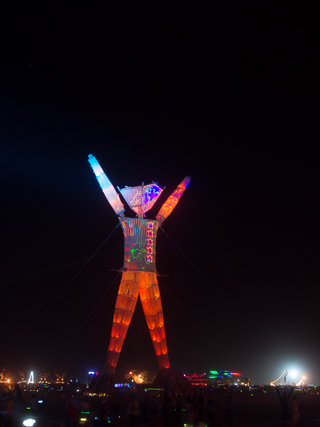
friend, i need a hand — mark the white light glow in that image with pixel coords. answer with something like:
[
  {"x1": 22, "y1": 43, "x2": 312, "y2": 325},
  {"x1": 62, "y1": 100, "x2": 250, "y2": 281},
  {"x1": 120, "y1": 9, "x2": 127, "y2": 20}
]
[
  {"x1": 23, "y1": 419, "x2": 36, "y2": 427},
  {"x1": 288, "y1": 369, "x2": 298, "y2": 379},
  {"x1": 27, "y1": 371, "x2": 34, "y2": 384}
]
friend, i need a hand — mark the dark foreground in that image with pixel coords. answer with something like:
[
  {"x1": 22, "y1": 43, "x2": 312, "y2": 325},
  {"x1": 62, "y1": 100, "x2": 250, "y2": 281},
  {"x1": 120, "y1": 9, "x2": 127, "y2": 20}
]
[{"x1": 4, "y1": 388, "x2": 320, "y2": 427}]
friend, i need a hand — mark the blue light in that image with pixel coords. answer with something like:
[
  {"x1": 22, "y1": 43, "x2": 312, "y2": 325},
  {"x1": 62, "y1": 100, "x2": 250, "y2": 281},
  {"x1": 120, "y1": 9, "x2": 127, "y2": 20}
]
[{"x1": 142, "y1": 184, "x2": 160, "y2": 205}]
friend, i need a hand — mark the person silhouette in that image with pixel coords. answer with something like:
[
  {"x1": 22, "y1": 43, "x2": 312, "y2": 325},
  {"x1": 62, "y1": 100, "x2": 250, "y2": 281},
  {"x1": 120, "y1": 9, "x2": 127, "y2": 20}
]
[
  {"x1": 291, "y1": 393, "x2": 305, "y2": 426},
  {"x1": 276, "y1": 386, "x2": 294, "y2": 422}
]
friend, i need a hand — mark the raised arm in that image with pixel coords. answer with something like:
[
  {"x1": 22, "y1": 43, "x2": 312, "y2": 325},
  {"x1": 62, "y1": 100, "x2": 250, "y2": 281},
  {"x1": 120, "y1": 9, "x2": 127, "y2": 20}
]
[
  {"x1": 156, "y1": 176, "x2": 191, "y2": 224},
  {"x1": 88, "y1": 154, "x2": 125, "y2": 216}
]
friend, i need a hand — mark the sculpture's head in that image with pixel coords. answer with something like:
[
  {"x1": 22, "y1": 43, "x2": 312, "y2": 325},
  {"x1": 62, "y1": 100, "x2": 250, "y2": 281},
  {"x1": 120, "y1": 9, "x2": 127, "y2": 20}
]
[{"x1": 119, "y1": 183, "x2": 163, "y2": 217}]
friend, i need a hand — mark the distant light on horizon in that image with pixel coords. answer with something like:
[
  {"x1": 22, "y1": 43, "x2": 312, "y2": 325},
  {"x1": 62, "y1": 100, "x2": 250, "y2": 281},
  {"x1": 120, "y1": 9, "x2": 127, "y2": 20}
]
[
  {"x1": 27, "y1": 371, "x2": 34, "y2": 384},
  {"x1": 23, "y1": 419, "x2": 36, "y2": 427},
  {"x1": 288, "y1": 369, "x2": 298, "y2": 379}
]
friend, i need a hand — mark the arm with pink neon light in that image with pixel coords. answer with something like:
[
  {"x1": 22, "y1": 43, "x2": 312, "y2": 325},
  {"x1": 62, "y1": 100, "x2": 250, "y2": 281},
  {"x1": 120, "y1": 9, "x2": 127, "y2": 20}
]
[
  {"x1": 156, "y1": 176, "x2": 191, "y2": 224},
  {"x1": 88, "y1": 154, "x2": 125, "y2": 216}
]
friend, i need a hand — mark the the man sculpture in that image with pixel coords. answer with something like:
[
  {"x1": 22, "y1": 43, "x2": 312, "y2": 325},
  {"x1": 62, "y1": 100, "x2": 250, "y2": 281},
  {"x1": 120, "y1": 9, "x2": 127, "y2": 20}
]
[{"x1": 88, "y1": 154, "x2": 190, "y2": 377}]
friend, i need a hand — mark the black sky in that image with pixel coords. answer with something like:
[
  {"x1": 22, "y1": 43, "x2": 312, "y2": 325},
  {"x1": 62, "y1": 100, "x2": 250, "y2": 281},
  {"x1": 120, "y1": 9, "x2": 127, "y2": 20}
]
[{"x1": 1, "y1": 3, "x2": 319, "y2": 385}]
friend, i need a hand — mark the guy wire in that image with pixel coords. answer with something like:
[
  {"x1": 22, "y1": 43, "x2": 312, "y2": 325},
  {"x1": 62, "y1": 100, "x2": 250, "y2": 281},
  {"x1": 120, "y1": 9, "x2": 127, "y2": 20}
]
[
  {"x1": 48, "y1": 272, "x2": 121, "y2": 366},
  {"x1": 160, "y1": 226, "x2": 285, "y2": 376},
  {"x1": 2, "y1": 223, "x2": 120, "y2": 365}
]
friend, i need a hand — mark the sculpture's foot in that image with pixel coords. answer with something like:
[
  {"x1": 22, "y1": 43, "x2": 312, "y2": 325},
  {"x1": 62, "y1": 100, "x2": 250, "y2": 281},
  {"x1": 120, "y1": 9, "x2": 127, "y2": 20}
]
[{"x1": 151, "y1": 367, "x2": 192, "y2": 394}]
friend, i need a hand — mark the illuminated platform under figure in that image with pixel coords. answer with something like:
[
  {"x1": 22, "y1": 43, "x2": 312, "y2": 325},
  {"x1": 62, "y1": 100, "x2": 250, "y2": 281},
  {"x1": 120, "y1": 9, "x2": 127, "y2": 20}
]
[{"x1": 88, "y1": 154, "x2": 190, "y2": 377}]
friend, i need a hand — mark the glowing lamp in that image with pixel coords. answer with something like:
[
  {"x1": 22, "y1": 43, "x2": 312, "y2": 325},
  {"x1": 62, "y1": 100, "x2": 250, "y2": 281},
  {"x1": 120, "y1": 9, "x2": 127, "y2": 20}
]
[
  {"x1": 23, "y1": 420, "x2": 36, "y2": 427},
  {"x1": 288, "y1": 369, "x2": 298, "y2": 379}
]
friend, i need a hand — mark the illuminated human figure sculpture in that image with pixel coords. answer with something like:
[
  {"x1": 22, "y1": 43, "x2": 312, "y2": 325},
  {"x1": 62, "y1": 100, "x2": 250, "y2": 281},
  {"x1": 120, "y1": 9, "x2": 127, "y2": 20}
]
[{"x1": 88, "y1": 154, "x2": 190, "y2": 375}]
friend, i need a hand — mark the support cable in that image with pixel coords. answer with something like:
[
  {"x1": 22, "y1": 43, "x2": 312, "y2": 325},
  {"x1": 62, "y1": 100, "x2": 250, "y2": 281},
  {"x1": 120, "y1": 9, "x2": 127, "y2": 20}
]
[
  {"x1": 160, "y1": 226, "x2": 285, "y2": 377},
  {"x1": 159, "y1": 276, "x2": 212, "y2": 346},
  {"x1": 48, "y1": 272, "x2": 121, "y2": 365},
  {"x1": 160, "y1": 226, "x2": 242, "y2": 323},
  {"x1": 3, "y1": 224, "x2": 120, "y2": 364}
]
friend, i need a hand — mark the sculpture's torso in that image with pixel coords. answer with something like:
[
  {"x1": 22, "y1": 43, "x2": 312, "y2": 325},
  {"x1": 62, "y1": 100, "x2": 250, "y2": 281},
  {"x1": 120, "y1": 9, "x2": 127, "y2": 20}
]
[{"x1": 120, "y1": 217, "x2": 159, "y2": 272}]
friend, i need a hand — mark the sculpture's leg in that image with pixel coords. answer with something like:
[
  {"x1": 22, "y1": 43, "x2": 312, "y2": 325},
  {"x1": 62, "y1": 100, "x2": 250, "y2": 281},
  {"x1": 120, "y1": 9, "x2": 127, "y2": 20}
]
[
  {"x1": 139, "y1": 272, "x2": 170, "y2": 369},
  {"x1": 106, "y1": 271, "x2": 140, "y2": 374}
]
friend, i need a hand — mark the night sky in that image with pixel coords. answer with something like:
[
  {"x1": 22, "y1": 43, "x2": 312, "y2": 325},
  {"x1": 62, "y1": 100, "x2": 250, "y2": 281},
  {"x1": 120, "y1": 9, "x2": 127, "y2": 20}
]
[{"x1": 1, "y1": 3, "x2": 319, "y2": 385}]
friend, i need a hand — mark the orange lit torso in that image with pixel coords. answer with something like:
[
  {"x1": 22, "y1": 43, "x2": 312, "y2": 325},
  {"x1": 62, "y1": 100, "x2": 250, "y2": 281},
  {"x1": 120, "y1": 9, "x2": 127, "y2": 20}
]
[{"x1": 120, "y1": 217, "x2": 159, "y2": 272}]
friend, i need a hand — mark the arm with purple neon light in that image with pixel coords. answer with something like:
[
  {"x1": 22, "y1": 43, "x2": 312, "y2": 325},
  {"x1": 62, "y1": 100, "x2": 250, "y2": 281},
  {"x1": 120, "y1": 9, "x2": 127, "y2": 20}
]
[
  {"x1": 156, "y1": 176, "x2": 191, "y2": 224},
  {"x1": 88, "y1": 154, "x2": 125, "y2": 216}
]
